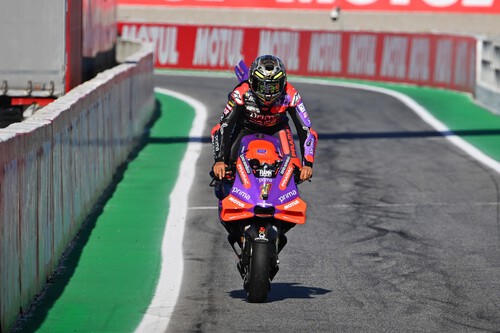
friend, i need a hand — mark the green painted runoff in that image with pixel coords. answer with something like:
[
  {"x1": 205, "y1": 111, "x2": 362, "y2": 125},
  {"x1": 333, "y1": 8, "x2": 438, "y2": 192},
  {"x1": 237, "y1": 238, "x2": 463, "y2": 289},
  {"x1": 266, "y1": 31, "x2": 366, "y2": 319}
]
[{"x1": 13, "y1": 93, "x2": 195, "y2": 333}]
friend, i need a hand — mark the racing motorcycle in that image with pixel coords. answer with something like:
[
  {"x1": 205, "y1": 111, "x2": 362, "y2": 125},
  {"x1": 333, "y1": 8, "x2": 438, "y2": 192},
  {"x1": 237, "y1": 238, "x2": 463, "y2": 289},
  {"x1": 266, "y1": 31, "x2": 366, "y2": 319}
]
[{"x1": 210, "y1": 132, "x2": 307, "y2": 303}]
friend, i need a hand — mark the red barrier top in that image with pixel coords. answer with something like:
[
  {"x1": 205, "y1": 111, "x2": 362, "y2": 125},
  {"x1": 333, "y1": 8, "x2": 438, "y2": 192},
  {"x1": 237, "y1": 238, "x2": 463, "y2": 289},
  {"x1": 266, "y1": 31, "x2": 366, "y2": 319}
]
[{"x1": 117, "y1": 0, "x2": 500, "y2": 14}]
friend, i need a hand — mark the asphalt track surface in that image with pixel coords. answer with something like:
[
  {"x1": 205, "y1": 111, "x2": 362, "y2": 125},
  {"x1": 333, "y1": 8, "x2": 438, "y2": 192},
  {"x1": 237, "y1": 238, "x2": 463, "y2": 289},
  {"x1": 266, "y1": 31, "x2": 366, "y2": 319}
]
[
  {"x1": 156, "y1": 74, "x2": 500, "y2": 332},
  {"x1": 12, "y1": 73, "x2": 500, "y2": 333}
]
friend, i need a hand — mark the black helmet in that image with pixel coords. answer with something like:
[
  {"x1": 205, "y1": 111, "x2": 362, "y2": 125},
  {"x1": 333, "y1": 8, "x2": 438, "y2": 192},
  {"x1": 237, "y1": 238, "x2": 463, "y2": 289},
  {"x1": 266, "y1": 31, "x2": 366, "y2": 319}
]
[{"x1": 248, "y1": 55, "x2": 287, "y2": 105}]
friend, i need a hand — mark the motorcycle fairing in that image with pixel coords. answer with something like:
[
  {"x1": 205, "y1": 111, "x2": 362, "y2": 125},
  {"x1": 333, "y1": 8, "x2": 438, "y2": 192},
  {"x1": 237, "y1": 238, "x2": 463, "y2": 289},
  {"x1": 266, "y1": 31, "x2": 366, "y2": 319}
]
[
  {"x1": 220, "y1": 133, "x2": 307, "y2": 224},
  {"x1": 220, "y1": 194, "x2": 254, "y2": 221},
  {"x1": 275, "y1": 198, "x2": 307, "y2": 224}
]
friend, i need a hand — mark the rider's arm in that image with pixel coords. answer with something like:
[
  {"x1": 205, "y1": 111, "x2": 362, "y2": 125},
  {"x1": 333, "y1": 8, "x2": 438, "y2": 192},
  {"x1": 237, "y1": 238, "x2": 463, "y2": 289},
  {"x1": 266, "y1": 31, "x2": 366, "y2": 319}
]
[
  {"x1": 212, "y1": 84, "x2": 247, "y2": 179},
  {"x1": 286, "y1": 87, "x2": 318, "y2": 169}
]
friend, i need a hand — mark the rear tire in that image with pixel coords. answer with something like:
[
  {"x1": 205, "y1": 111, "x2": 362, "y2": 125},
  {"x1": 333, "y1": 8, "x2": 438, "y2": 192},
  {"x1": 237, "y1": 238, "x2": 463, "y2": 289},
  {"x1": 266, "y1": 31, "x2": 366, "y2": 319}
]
[{"x1": 246, "y1": 241, "x2": 271, "y2": 303}]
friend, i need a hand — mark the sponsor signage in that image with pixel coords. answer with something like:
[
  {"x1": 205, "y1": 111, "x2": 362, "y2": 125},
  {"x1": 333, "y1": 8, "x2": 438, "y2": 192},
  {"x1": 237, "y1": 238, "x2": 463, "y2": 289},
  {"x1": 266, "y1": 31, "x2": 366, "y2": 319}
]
[
  {"x1": 119, "y1": 23, "x2": 476, "y2": 93},
  {"x1": 118, "y1": 0, "x2": 500, "y2": 13}
]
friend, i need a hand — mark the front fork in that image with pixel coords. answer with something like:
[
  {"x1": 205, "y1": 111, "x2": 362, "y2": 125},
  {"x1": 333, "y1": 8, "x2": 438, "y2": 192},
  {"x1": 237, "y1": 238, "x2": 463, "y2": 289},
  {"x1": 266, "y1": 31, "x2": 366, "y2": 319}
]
[{"x1": 237, "y1": 220, "x2": 280, "y2": 281}]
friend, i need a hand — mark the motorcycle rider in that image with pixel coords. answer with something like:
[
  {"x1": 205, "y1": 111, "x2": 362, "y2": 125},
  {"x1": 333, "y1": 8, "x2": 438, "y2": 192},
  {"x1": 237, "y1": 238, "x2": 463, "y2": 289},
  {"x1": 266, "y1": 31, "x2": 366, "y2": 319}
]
[
  {"x1": 211, "y1": 54, "x2": 318, "y2": 249},
  {"x1": 211, "y1": 54, "x2": 317, "y2": 181}
]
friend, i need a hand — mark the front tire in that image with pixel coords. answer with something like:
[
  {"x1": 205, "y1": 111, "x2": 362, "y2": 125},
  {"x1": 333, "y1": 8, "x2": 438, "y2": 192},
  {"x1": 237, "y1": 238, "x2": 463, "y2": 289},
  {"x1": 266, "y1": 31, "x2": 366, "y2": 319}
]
[{"x1": 246, "y1": 241, "x2": 271, "y2": 303}]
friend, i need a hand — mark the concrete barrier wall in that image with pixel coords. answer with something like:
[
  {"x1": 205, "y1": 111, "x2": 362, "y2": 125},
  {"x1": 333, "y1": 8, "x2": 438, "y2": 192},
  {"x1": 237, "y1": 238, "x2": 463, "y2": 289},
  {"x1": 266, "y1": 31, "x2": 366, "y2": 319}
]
[
  {"x1": 0, "y1": 41, "x2": 155, "y2": 333},
  {"x1": 476, "y1": 38, "x2": 500, "y2": 115}
]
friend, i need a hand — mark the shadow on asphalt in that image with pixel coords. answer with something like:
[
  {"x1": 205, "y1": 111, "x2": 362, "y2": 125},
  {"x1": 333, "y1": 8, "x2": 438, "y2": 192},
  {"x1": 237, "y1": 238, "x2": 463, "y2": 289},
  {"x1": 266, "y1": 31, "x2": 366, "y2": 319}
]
[{"x1": 229, "y1": 283, "x2": 331, "y2": 302}]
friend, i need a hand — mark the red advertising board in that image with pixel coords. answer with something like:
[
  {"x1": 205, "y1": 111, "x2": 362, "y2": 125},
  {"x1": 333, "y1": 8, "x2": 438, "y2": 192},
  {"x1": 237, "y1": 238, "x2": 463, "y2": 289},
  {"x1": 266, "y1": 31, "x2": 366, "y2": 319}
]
[
  {"x1": 117, "y1": 0, "x2": 500, "y2": 13},
  {"x1": 118, "y1": 22, "x2": 476, "y2": 93}
]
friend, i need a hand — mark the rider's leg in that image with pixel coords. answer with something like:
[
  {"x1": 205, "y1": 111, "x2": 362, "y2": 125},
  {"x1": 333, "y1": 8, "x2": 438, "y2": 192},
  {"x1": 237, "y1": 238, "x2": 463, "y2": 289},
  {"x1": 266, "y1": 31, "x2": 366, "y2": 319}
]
[{"x1": 278, "y1": 222, "x2": 296, "y2": 253}]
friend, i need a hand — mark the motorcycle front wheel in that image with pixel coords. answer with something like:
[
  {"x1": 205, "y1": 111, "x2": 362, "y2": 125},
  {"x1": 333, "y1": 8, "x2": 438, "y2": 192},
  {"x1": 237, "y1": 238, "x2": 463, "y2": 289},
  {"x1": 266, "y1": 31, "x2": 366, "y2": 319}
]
[{"x1": 245, "y1": 241, "x2": 271, "y2": 303}]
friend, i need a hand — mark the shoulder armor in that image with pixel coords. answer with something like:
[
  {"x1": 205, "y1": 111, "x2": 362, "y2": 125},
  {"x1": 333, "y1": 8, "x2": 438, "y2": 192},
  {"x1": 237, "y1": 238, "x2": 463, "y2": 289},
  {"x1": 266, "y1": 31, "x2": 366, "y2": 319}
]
[
  {"x1": 231, "y1": 82, "x2": 250, "y2": 106},
  {"x1": 285, "y1": 83, "x2": 301, "y2": 107}
]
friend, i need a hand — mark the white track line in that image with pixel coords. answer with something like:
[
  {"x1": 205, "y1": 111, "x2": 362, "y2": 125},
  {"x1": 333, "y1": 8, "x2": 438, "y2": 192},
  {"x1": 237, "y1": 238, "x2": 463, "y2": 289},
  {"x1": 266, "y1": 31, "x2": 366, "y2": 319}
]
[
  {"x1": 134, "y1": 88, "x2": 206, "y2": 333},
  {"x1": 136, "y1": 76, "x2": 500, "y2": 333}
]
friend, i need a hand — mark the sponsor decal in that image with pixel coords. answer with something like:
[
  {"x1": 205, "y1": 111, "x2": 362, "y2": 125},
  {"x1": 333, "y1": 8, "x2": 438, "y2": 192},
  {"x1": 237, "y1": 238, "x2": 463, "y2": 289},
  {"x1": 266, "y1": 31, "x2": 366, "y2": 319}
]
[
  {"x1": 229, "y1": 196, "x2": 245, "y2": 208},
  {"x1": 119, "y1": 23, "x2": 477, "y2": 95},
  {"x1": 260, "y1": 183, "x2": 272, "y2": 199},
  {"x1": 291, "y1": 92, "x2": 301, "y2": 106},
  {"x1": 284, "y1": 199, "x2": 300, "y2": 210},
  {"x1": 308, "y1": 32, "x2": 343, "y2": 74},
  {"x1": 213, "y1": 134, "x2": 220, "y2": 152},
  {"x1": 348, "y1": 34, "x2": 377, "y2": 76},
  {"x1": 232, "y1": 187, "x2": 251, "y2": 201},
  {"x1": 223, "y1": 102, "x2": 233, "y2": 115},
  {"x1": 279, "y1": 190, "x2": 297, "y2": 203},
  {"x1": 258, "y1": 226, "x2": 267, "y2": 239},
  {"x1": 280, "y1": 156, "x2": 291, "y2": 175},
  {"x1": 237, "y1": 159, "x2": 251, "y2": 188},
  {"x1": 297, "y1": 102, "x2": 306, "y2": 113},
  {"x1": 232, "y1": 91, "x2": 243, "y2": 104},
  {"x1": 380, "y1": 36, "x2": 408, "y2": 79},
  {"x1": 279, "y1": 165, "x2": 294, "y2": 190},
  {"x1": 121, "y1": 24, "x2": 179, "y2": 65},
  {"x1": 408, "y1": 37, "x2": 431, "y2": 81},
  {"x1": 192, "y1": 28, "x2": 244, "y2": 67},
  {"x1": 258, "y1": 30, "x2": 300, "y2": 71},
  {"x1": 119, "y1": 0, "x2": 499, "y2": 13},
  {"x1": 434, "y1": 39, "x2": 453, "y2": 84},
  {"x1": 248, "y1": 112, "x2": 280, "y2": 126},
  {"x1": 338, "y1": 0, "x2": 496, "y2": 10},
  {"x1": 259, "y1": 168, "x2": 274, "y2": 178},
  {"x1": 240, "y1": 154, "x2": 251, "y2": 173},
  {"x1": 245, "y1": 105, "x2": 260, "y2": 113},
  {"x1": 285, "y1": 130, "x2": 297, "y2": 157},
  {"x1": 454, "y1": 41, "x2": 470, "y2": 86}
]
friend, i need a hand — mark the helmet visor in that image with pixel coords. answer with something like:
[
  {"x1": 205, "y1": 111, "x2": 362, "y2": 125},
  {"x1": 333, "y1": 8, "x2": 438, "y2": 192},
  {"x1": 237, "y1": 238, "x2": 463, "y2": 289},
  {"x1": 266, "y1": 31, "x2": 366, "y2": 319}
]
[{"x1": 253, "y1": 80, "x2": 282, "y2": 101}]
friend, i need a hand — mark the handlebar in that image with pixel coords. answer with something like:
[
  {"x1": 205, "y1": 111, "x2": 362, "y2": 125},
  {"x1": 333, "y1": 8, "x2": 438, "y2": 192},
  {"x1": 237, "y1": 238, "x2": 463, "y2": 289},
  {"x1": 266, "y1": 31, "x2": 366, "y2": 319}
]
[
  {"x1": 209, "y1": 164, "x2": 310, "y2": 187},
  {"x1": 209, "y1": 167, "x2": 235, "y2": 187},
  {"x1": 293, "y1": 166, "x2": 304, "y2": 185}
]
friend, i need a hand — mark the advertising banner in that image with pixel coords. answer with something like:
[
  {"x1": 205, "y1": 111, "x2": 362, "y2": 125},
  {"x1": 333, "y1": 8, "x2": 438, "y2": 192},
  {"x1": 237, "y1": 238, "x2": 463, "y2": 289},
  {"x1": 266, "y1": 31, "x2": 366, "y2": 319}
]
[
  {"x1": 118, "y1": 22, "x2": 476, "y2": 92},
  {"x1": 118, "y1": 0, "x2": 500, "y2": 13}
]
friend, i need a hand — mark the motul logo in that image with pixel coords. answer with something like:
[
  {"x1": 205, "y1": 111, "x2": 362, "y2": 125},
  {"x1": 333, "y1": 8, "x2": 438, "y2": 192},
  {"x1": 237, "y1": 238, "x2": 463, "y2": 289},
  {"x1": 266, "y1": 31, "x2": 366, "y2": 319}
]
[
  {"x1": 380, "y1": 36, "x2": 408, "y2": 79},
  {"x1": 229, "y1": 196, "x2": 245, "y2": 208},
  {"x1": 258, "y1": 30, "x2": 300, "y2": 71},
  {"x1": 314, "y1": 0, "x2": 495, "y2": 6},
  {"x1": 348, "y1": 34, "x2": 376, "y2": 76},
  {"x1": 120, "y1": 24, "x2": 179, "y2": 65},
  {"x1": 193, "y1": 28, "x2": 244, "y2": 67},
  {"x1": 284, "y1": 200, "x2": 300, "y2": 210},
  {"x1": 308, "y1": 32, "x2": 342, "y2": 74},
  {"x1": 119, "y1": 0, "x2": 498, "y2": 13}
]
